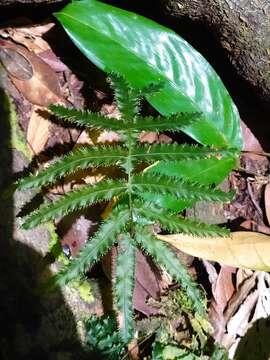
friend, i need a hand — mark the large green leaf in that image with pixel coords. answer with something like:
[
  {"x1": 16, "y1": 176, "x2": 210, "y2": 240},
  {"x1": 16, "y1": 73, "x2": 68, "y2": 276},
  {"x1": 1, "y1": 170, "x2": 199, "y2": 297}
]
[
  {"x1": 55, "y1": 0, "x2": 242, "y2": 149},
  {"x1": 55, "y1": 0, "x2": 242, "y2": 209},
  {"x1": 145, "y1": 156, "x2": 236, "y2": 211}
]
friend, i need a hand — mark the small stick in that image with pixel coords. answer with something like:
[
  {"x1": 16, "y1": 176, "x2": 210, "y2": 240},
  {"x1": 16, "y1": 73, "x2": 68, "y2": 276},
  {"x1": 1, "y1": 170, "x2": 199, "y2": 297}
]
[{"x1": 247, "y1": 180, "x2": 263, "y2": 218}]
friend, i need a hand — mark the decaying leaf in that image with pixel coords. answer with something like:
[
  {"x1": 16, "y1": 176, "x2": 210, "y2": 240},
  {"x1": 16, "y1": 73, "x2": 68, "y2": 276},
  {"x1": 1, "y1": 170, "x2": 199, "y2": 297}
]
[
  {"x1": 206, "y1": 263, "x2": 235, "y2": 342},
  {"x1": 0, "y1": 40, "x2": 62, "y2": 106},
  {"x1": 27, "y1": 105, "x2": 51, "y2": 155},
  {"x1": 102, "y1": 248, "x2": 161, "y2": 316},
  {"x1": 264, "y1": 183, "x2": 270, "y2": 226},
  {"x1": 240, "y1": 219, "x2": 270, "y2": 235},
  {"x1": 241, "y1": 120, "x2": 266, "y2": 161},
  {"x1": 0, "y1": 23, "x2": 54, "y2": 53},
  {"x1": 0, "y1": 46, "x2": 33, "y2": 80},
  {"x1": 213, "y1": 270, "x2": 270, "y2": 359},
  {"x1": 57, "y1": 213, "x2": 98, "y2": 257},
  {"x1": 223, "y1": 289, "x2": 259, "y2": 357},
  {"x1": 157, "y1": 231, "x2": 270, "y2": 271}
]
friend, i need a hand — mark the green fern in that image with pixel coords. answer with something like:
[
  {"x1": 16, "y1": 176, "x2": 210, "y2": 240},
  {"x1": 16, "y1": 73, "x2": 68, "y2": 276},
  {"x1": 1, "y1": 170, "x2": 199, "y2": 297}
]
[{"x1": 18, "y1": 74, "x2": 236, "y2": 342}]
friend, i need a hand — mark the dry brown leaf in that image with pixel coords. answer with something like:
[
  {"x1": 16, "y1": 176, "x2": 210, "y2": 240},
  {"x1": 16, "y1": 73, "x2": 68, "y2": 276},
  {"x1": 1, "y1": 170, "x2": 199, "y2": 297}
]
[
  {"x1": 57, "y1": 214, "x2": 97, "y2": 257},
  {"x1": 0, "y1": 40, "x2": 63, "y2": 106},
  {"x1": 97, "y1": 130, "x2": 120, "y2": 143},
  {"x1": 206, "y1": 263, "x2": 235, "y2": 342},
  {"x1": 241, "y1": 120, "x2": 266, "y2": 161},
  {"x1": 27, "y1": 105, "x2": 51, "y2": 155},
  {"x1": 264, "y1": 183, "x2": 270, "y2": 225},
  {"x1": 37, "y1": 49, "x2": 68, "y2": 73},
  {"x1": 139, "y1": 131, "x2": 159, "y2": 144},
  {"x1": 236, "y1": 268, "x2": 254, "y2": 291},
  {"x1": 102, "y1": 248, "x2": 161, "y2": 316},
  {"x1": 224, "y1": 272, "x2": 257, "y2": 325},
  {"x1": 2, "y1": 24, "x2": 54, "y2": 53},
  {"x1": 252, "y1": 272, "x2": 270, "y2": 320},
  {"x1": 0, "y1": 46, "x2": 33, "y2": 80},
  {"x1": 217, "y1": 271, "x2": 270, "y2": 358},
  {"x1": 157, "y1": 231, "x2": 270, "y2": 271},
  {"x1": 222, "y1": 289, "x2": 259, "y2": 357},
  {"x1": 240, "y1": 219, "x2": 270, "y2": 235}
]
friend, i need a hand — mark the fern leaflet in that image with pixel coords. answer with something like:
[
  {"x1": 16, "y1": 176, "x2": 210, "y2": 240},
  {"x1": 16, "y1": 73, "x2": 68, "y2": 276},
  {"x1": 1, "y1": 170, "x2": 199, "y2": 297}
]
[
  {"x1": 22, "y1": 180, "x2": 127, "y2": 229},
  {"x1": 109, "y1": 73, "x2": 140, "y2": 121},
  {"x1": 52, "y1": 206, "x2": 130, "y2": 287},
  {"x1": 114, "y1": 234, "x2": 136, "y2": 342},
  {"x1": 17, "y1": 146, "x2": 127, "y2": 190},
  {"x1": 131, "y1": 144, "x2": 237, "y2": 162},
  {"x1": 132, "y1": 174, "x2": 233, "y2": 202},
  {"x1": 49, "y1": 104, "x2": 123, "y2": 130},
  {"x1": 137, "y1": 206, "x2": 229, "y2": 237},
  {"x1": 135, "y1": 227, "x2": 206, "y2": 316}
]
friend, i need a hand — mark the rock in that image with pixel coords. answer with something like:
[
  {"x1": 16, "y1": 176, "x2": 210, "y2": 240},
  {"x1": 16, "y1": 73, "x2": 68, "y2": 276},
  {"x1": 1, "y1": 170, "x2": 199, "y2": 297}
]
[
  {"x1": 0, "y1": 88, "x2": 102, "y2": 359},
  {"x1": 160, "y1": 0, "x2": 270, "y2": 104}
]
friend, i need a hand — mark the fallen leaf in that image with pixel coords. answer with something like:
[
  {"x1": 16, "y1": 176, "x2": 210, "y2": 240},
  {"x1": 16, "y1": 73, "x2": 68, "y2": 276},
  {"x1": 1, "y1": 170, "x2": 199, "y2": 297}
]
[
  {"x1": 222, "y1": 289, "x2": 259, "y2": 357},
  {"x1": 2, "y1": 24, "x2": 54, "y2": 53},
  {"x1": 57, "y1": 213, "x2": 98, "y2": 257},
  {"x1": 97, "y1": 130, "x2": 120, "y2": 143},
  {"x1": 37, "y1": 49, "x2": 69, "y2": 73},
  {"x1": 157, "y1": 231, "x2": 270, "y2": 271},
  {"x1": 240, "y1": 219, "x2": 270, "y2": 235},
  {"x1": 102, "y1": 248, "x2": 161, "y2": 316},
  {"x1": 236, "y1": 268, "x2": 253, "y2": 291},
  {"x1": 0, "y1": 46, "x2": 33, "y2": 80},
  {"x1": 0, "y1": 39, "x2": 63, "y2": 106},
  {"x1": 252, "y1": 272, "x2": 270, "y2": 321},
  {"x1": 139, "y1": 131, "x2": 158, "y2": 144},
  {"x1": 241, "y1": 120, "x2": 266, "y2": 161},
  {"x1": 264, "y1": 183, "x2": 270, "y2": 226},
  {"x1": 27, "y1": 105, "x2": 51, "y2": 154},
  {"x1": 208, "y1": 265, "x2": 236, "y2": 341},
  {"x1": 224, "y1": 272, "x2": 257, "y2": 325},
  {"x1": 219, "y1": 271, "x2": 270, "y2": 358}
]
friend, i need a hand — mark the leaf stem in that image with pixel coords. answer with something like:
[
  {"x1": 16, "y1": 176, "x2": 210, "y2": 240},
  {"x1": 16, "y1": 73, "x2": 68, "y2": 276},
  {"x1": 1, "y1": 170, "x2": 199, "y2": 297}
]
[{"x1": 127, "y1": 127, "x2": 135, "y2": 236}]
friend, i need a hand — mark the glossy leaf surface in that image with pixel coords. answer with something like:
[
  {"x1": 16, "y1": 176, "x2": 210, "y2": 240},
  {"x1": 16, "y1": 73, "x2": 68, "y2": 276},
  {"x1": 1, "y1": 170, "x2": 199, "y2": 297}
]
[
  {"x1": 55, "y1": 0, "x2": 242, "y2": 149},
  {"x1": 55, "y1": 0, "x2": 242, "y2": 210}
]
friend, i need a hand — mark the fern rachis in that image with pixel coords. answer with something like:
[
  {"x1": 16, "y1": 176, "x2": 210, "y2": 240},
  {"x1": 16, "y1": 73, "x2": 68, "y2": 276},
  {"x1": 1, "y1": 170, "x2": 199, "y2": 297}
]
[{"x1": 18, "y1": 73, "x2": 236, "y2": 342}]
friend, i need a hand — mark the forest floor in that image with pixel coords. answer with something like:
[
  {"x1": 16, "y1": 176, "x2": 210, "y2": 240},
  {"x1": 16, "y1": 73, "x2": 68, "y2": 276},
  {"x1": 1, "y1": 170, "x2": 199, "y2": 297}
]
[{"x1": 1, "y1": 8, "x2": 270, "y2": 360}]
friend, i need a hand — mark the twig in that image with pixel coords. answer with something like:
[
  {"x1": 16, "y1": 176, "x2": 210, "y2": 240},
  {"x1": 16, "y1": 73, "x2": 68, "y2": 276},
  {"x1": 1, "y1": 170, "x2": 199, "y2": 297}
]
[{"x1": 247, "y1": 180, "x2": 263, "y2": 218}]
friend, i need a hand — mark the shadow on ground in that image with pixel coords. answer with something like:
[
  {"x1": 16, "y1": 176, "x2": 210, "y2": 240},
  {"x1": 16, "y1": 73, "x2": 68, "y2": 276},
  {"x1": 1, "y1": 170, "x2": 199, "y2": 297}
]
[{"x1": 0, "y1": 85, "x2": 90, "y2": 359}]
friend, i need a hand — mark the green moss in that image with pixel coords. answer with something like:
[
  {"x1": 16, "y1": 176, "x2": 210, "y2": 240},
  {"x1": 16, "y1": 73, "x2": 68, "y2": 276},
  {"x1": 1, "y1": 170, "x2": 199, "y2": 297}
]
[
  {"x1": 46, "y1": 223, "x2": 94, "y2": 303},
  {"x1": 71, "y1": 278, "x2": 94, "y2": 303},
  {"x1": 5, "y1": 95, "x2": 32, "y2": 160},
  {"x1": 46, "y1": 222, "x2": 69, "y2": 265}
]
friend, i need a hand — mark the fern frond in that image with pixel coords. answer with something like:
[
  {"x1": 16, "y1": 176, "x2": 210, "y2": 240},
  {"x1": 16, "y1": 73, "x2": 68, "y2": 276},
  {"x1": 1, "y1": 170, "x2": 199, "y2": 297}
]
[
  {"x1": 131, "y1": 144, "x2": 238, "y2": 163},
  {"x1": 49, "y1": 104, "x2": 124, "y2": 130},
  {"x1": 17, "y1": 146, "x2": 128, "y2": 190},
  {"x1": 135, "y1": 227, "x2": 206, "y2": 316},
  {"x1": 114, "y1": 234, "x2": 136, "y2": 342},
  {"x1": 132, "y1": 174, "x2": 234, "y2": 202},
  {"x1": 109, "y1": 73, "x2": 140, "y2": 120},
  {"x1": 131, "y1": 112, "x2": 201, "y2": 132},
  {"x1": 137, "y1": 207, "x2": 229, "y2": 237},
  {"x1": 22, "y1": 180, "x2": 127, "y2": 229},
  {"x1": 52, "y1": 206, "x2": 130, "y2": 287},
  {"x1": 49, "y1": 106, "x2": 199, "y2": 134}
]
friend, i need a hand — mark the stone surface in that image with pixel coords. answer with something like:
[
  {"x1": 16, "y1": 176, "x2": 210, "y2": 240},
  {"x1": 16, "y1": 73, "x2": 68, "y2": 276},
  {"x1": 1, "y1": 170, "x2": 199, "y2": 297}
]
[
  {"x1": 0, "y1": 89, "x2": 102, "y2": 359},
  {"x1": 160, "y1": 0, "x2": 270, "y2": 104}
]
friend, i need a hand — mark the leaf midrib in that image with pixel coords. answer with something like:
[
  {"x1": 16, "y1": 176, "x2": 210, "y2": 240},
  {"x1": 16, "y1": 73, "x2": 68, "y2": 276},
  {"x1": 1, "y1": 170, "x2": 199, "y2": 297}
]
[{"x1": 58, "y1": 11, "x2": 229, "y2": 146}]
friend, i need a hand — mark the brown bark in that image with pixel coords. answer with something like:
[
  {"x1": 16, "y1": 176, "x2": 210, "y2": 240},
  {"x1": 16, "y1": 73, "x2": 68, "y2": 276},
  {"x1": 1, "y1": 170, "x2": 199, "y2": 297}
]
[{"x1": 160, "y1": 0, "x2": 270, "y2": 102}]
